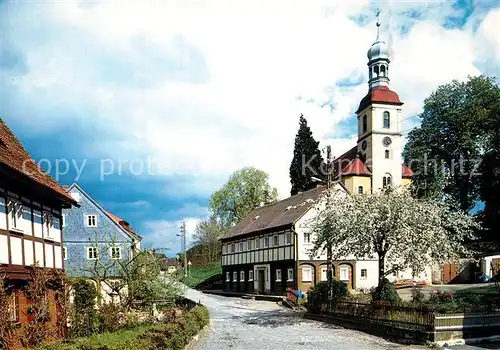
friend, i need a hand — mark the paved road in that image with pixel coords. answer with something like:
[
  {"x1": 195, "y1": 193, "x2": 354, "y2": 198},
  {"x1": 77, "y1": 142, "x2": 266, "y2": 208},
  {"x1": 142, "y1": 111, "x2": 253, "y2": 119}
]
[{"x1": 185, "y1": 288, "x2": 500, "y2": 350}]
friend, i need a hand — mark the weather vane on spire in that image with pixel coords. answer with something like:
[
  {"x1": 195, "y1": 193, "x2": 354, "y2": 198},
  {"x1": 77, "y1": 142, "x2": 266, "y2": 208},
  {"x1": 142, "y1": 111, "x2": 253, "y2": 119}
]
[{"x1": 375, "y1": 9, "x2": 381, "y2": 39}]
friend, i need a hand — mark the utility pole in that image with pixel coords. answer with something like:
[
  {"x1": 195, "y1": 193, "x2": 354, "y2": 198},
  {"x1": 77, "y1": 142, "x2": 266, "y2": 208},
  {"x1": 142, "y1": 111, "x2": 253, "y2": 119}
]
[
  {"x1": 325, "y1": 145, "x2": 333, "y2": 309},
  {"x1": 180, "y1": 221, "x2": 187, "y2": 277}
]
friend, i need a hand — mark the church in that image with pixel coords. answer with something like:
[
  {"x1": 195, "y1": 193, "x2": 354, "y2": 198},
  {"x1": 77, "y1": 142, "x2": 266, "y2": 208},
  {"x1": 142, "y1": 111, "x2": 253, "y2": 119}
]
[{"x1": 220, "y1": 20, "x2": 430, "y2": 296}]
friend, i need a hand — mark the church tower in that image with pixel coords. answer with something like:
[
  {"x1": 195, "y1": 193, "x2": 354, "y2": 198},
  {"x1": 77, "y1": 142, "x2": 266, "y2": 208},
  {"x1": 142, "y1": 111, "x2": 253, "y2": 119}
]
[{"x1": 356, "y1": 16, "x2": 404, "y2": 191}]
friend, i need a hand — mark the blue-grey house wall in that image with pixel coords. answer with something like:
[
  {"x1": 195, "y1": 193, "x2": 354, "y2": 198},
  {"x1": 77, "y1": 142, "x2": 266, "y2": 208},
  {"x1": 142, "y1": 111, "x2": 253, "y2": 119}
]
[{"x1": 62, "y1": 184, "x2": 135, "y2": 277}]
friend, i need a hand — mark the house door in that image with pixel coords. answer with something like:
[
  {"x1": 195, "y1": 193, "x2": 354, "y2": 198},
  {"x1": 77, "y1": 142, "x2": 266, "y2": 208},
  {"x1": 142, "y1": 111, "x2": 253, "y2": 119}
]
[
  {"x1": 443, "y1": 263, "x2": 458, "y2": 284},
  {"x1": 491, "y1": 259, "x2": 500, "y2": 275},
  {"x1": 258, "y1": 269, "x2": 265, "y2": 293}
]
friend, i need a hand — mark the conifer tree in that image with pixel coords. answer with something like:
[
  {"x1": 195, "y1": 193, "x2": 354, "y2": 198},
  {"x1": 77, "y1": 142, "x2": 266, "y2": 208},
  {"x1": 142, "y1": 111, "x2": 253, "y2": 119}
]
[{"x1": 289, "y1": 114, "x2": 324, "y2": 196}]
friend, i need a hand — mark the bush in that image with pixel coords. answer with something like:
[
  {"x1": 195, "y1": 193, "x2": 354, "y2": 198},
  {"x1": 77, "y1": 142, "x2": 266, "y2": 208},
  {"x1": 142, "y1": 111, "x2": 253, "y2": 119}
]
[
  {"x1": 37, "y1": 304, "x2": 210, "y2": 350},
  {"x1": 410, "y1": 287, "x2": 425, "y2": 304},
  {"x1": 307, "y1": 280, "x2": 348, "y2": 312},
  {"x1": 372, "y1": 278, "x2": 401, "y2": 305},
  {"x1": 96, "y1": 303, "x2": 124, "y2": 333},
  {"x1": 70, "y1": 279, "x2": 98, "y2": 337}
]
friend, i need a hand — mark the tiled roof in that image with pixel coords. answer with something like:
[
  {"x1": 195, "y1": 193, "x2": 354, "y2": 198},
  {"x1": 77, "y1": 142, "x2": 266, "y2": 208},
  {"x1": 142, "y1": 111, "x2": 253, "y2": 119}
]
[
  {"x1": 356, "y1": 86, "x2": 403, "y2": 113},
  {"x1": 332, "y1": 146, "x2": 358, "y2": 175},
  {"x1": 0, "y1": 119, "x2": 76, "y2": 205},
  {"x1": 107, "y1": 211, "x2": 143, "y2": 241},
  {"x1": 402, "y1": 164, "x2": 414, "y2": 178},
  {"x1": 223, "y1": 185, "x2": 328, "y2": 240},
  {"x1": 340, "y1": 158, "x2": 371, "y2": 176}
]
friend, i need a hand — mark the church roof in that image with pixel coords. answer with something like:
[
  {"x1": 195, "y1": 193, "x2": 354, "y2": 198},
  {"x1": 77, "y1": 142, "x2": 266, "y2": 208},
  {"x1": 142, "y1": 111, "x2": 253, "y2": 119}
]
[
  {"x1": 402, "y1": 164, "x2": 414, "y2": 178},
  {"x1": 222, "y1": 185, "x2": 330, "y2": 241},
  {"x1": 340, "y1": 158, "x2": 371, "y2": 177},
  {"x1": 332, "y1": 146, "x2": 358, "y2": 175},
  {"x1": 0, "y1": 118, "x2": 77, "y2": 206},
  {"x1": 356, "y1": 86, "x2": 403, "y2": 114}
]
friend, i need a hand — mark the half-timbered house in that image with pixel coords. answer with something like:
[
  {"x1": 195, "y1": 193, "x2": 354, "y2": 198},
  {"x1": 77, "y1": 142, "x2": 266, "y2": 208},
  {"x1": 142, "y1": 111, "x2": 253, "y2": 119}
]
[{"x1": 0, "y1": 119, "x2": 77, "y2": 335}]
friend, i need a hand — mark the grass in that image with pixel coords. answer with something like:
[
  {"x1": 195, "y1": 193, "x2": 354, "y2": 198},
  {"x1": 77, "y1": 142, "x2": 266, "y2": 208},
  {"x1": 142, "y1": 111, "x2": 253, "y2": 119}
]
[
  {"x1": 183, "y1": 263, "x2": 222, "y2": 288},
  {"x1": 36, "y1": 324, "x2": 161, "y2": 350}
]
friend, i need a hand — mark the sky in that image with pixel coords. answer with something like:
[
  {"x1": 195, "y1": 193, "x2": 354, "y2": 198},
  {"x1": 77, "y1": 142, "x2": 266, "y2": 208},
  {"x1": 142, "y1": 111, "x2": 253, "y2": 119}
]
[{"x1": 1, "y1": 0, "x2": 499, "y2": 254}]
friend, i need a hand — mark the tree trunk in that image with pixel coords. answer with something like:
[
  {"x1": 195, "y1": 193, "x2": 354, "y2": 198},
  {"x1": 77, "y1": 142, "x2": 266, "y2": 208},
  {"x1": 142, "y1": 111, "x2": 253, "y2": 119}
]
[{"x1": 378, "y1": 253, "x2": 385, "y2": 286}]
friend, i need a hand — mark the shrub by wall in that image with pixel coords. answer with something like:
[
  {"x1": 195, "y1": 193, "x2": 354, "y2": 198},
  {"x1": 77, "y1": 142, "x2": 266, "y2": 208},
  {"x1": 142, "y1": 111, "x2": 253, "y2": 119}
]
[
  {"x1": 372, "y1": 278, "x2": 401, "y2": 305},
  {"x1": 37, "y1": 305, "x2": 210, "y2": 350},
  {"x1": 307, "y1": 280, "x2": 348, "y2": 312}
]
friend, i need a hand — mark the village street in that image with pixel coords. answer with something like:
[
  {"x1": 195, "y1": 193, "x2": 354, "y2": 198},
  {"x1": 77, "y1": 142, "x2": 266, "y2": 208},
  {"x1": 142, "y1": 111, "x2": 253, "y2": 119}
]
[
  {"x1": 185, "y1": 288, "x2": 418, "y2": 350},
  {"x1": 185, "y1": 287, "x2": 499, "y2": 350}
]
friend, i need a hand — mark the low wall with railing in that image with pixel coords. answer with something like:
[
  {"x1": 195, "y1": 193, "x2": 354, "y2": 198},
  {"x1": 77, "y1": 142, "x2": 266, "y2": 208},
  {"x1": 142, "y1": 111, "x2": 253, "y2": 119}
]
[{"x1": 305, "y1": 301, "x2": 500, "y2": 345}]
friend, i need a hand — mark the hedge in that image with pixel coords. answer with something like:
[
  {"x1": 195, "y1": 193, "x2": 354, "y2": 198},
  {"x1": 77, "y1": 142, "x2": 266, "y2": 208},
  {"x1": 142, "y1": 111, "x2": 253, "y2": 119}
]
[{"x1": 37, "y1": 305, "x2": 210, "y2": 350}]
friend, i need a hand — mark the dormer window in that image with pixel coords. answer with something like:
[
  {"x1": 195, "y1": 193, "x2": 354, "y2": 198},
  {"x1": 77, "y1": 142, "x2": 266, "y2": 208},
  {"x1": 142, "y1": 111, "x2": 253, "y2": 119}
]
[{"x1": 383, "y1": 111, "x2": 390, "y2": 128}]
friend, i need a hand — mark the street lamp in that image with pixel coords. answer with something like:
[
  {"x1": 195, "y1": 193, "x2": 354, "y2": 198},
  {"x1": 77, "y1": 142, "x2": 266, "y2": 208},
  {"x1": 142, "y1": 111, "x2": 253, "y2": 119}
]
[{"x1": 188, "y1": 261, "x2": 192, "y2": 278}]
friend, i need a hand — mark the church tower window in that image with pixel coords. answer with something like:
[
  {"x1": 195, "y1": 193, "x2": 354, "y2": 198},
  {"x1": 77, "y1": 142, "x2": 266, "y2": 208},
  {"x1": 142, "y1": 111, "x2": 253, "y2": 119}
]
[
  {"x1": 358, "y1": 186, "x2": 364, "y2": 194},
  {"x1": 385, "y1": 150, "x2": 390, "y2": 159},
  {"x1": 383, "y1": 111, "x2": 390, "y2": 128},
  {"x1": 380, "y1": 65, "x2": 386, "y2": 77},
  {"x1": 363, "y1": 115, "x2": 367, "y2": 133},
  {"x1": 383, "y1": 174, "x2": 392, "y2": 188}
]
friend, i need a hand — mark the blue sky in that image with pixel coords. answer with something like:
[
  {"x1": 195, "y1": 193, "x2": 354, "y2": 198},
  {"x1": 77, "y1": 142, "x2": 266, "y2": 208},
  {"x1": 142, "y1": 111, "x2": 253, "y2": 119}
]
[{"x1": 1, "y1": 0, "x2": 499, "y2": 254}]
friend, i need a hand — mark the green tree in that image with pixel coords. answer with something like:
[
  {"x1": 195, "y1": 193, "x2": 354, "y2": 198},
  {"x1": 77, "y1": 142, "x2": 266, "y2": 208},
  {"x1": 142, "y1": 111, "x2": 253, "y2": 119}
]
[
  {"x1": 191, "y1": 216, "x2": 226, "y2": 264},
  {"x1": 403, "y1": 75, "x2": 500, "y2": 212},
  {"x1": 479, "y1": 102, "x2": 500, "y2": 240},
  {"x1": 289, "y1": 114, "x2": 324, "y2": 196},
  {"x1": 210, "y1": 167, "x2": 278, "y2": 228}
]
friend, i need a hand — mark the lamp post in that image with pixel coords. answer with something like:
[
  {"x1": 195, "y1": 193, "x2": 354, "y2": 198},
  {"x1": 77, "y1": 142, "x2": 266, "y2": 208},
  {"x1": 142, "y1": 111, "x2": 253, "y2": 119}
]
[{"x1": 188, "y1": 260, "x2": 192, "y2": 278}]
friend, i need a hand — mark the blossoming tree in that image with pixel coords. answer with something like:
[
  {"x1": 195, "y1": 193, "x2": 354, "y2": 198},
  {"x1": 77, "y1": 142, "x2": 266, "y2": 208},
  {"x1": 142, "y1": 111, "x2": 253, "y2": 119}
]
[{"x1": 309, "y1": 188, "x2": 480, "y2": 286}]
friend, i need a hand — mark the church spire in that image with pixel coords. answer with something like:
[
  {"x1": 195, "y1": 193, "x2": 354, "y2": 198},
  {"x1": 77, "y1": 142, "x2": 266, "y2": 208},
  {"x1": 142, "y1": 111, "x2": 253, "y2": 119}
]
[{"x1": 367, "y1": 10, "x2": 390, "y2": 90}]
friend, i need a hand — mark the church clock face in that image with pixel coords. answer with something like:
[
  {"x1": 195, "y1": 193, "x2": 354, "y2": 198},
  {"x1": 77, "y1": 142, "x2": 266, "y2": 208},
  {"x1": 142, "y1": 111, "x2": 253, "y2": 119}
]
[
  {"x1": 382, "y1": 137, "x2": 392, "y2": 147},
  {"x1": 361, "y1": 140, "x2": 367, "y2": 151}
]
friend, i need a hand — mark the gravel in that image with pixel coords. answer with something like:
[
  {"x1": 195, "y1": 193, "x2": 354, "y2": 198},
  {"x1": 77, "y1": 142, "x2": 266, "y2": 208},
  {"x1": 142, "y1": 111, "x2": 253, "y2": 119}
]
[{"x1": 185, "y1": 288, "x2": 426, "y2": 350}]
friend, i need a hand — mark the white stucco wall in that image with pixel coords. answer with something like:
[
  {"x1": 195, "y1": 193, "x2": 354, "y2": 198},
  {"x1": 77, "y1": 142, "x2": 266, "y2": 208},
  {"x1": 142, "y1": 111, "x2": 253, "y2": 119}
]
[{"x1": 355, "y1": 260, "x2": 379, "y2": 289}]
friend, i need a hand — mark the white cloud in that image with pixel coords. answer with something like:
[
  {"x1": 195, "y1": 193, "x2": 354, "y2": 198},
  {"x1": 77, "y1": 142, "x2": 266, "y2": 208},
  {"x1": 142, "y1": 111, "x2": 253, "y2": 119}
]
[
  {"x1": 142, "y1": 217, "x2": 200, "y2": 254},
  {"x1": 2, "y1": 1, "x2": 499, "y2": 199}
]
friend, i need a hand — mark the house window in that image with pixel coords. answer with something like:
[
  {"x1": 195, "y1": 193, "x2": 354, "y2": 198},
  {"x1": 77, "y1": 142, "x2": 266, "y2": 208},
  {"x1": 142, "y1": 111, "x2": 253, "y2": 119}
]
[
  {"x1": 240, "y1": 271, "x2": 245, "y2": 282},
  {"x1": 233, "y1": 271, "x2": 237, "y2": 282},
  {"x1": 63, "y1": 247, "x2": 67, "y2": 261},
  {"x1": 302, "y1": 267, "x2": 312, "y2": 282},
  {"x1": 360, "y1": 269, "x2": 368, "y2": 279},
  {"x1": 363, "y1": 115, "x2": 367, "y2": 133},
  {"x1": 383, "y1": 111, "x2": 390, "y2": 128},
  {"x1": 231, "y1": 243, "x2": 235, "y2": 253},
  {"x1": 87, "y1": 247, "x2": 99, "y2": 260},
  {"x1": 392, "y1": 265, "x2": 398, "y2": 277},
  {"x1": 255, "y1": 238, "x2": 260, "y2": 249},
  {"x1": 385, "y1": 150, "x2": 390, "y2": 159},
  {"x1": 61, "y1": 214, "x2": 66, "y2": 228},
  {"x1": 321, "y1": 267, "x2": 328, "y2": 281},
  {"x1": 358, "y1": 186, "x2": 364, "y2": 194},
  {"x1": 109, "y1": 246, "x2": 122, "y2": 260},
  {"x1": 222, "y1": 244, "x2": 226, "y2": 254},
  {"x1": 276, "y1": 269, "x2": 282, "y2": 282},
  {"x1": 285, "y1": 232, "x2": 291, "y2": 245},
  {"x1": 86, "y1": 215, "x2": 97, "y2": 227},
  {"x1": 383, "y1": 174, "x2": 392, "y2": 188},
  {"x1": 249, "y1": 270, "x2": 254, "y2": 281},
  {"x1": 8, "y1": 200, "x2": 23, "y2": 231},
  {"x1": 239, "y1": 242, "x2": 244, "y2": 252},
  {"x1": 8, "y1": 293, "x2": 17, "y2": 322},
  {"x1": 264, "y1": 236, "x2": 269, "y2": 248},
  {"x1": 339, "y1": 266, "x2": 349, "y2": 281},
  {"x1": 226, "y1": 272, "x2": 230, "y2": 281},
  {"x1": 273, "y1": 235, "x2": 278, "y2": 247},
  {"x1": 249, "y1": 239, "x2": 253, "y2": 250},
  {"x1": 287, "y1": 268, "x2": 294, "y2": 281},
  {"x1": 304, "y1": 232, "x2": 311, "y2": 244}
]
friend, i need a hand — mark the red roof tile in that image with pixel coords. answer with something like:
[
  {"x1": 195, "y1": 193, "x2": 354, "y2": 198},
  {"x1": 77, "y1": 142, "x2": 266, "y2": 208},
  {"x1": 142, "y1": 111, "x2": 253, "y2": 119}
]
[
  {"x1": 340, "y1": 158, "x2": 371, "y2": 177},
  {"x1": 402, "y1": 164, "x2": 414, "y2": 178},
  {"x1": 107, "y1": 211, "x2": 142, "y2": 240},
  {"x1": 0, "y1": 119, "x2": 76, "y2": 205},
  {"x1": 356, "y1": 86, "x2": 403, "y2": 113}
]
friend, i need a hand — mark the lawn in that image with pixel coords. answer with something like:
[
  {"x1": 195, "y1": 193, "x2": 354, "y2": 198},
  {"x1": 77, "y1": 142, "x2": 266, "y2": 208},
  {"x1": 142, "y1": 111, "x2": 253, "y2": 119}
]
[{"x1": 183, "y1": 263, "x2": 222, "y2": 288}]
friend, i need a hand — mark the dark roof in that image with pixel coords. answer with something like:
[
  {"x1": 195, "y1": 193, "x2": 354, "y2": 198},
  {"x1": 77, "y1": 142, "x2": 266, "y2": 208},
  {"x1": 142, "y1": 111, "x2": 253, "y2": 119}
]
[
  {"x1": 223, "y1": 185, "x2": 328, "y2": 240},
  {"x1": 356, "y1": 86, "x2": 403, "y2": 114},
  {"x1": 0, "y1": 119, "x2": 77, "y2": 205},
  {"x1": 332, "y1": 146, "x2": 358, "y2": 175}
]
